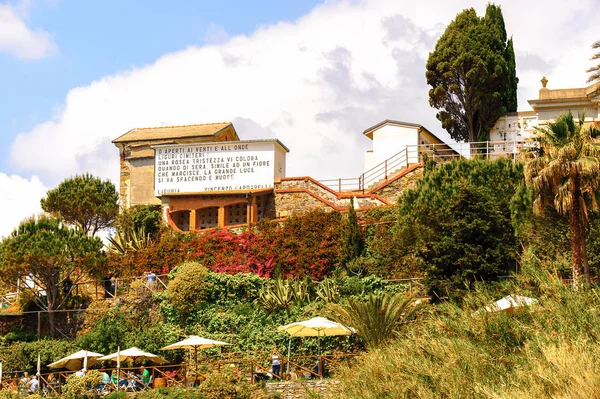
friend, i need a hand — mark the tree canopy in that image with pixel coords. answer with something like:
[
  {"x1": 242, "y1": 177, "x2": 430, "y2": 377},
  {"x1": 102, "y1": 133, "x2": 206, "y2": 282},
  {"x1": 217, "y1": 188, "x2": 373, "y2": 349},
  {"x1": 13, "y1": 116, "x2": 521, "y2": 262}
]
[
  {"x1": 41, "y1": 173, "x2": 119, "y2": 236},
  {"x1": 395, "y1": 159, "x2": 523, "y2": 299},
  {"x1": 0, "y1": 215, "x2": 105, "y2": 335},
  {"x1": 426, "y1": 3, "x2": 518, "y2": 143},
  {"x1": 523, "y1": 112, "x2": 600, "y2": 286}
]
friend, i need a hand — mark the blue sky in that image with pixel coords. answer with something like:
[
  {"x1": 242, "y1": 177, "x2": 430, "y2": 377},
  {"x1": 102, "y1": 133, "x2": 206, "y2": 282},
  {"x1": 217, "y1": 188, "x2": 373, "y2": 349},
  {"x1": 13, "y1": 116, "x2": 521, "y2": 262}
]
[
  {"x1": 0, "y1": 0, "x2": 597, "y2": 237},
  {"x1": 1, "y1": 0, "x2": 321, "y2": 172}
]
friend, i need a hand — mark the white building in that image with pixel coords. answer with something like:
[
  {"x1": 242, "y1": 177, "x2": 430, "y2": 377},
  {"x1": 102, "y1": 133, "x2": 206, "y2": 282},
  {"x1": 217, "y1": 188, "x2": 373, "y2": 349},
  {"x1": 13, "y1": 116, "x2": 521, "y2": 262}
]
[{"x1": 490, "y1": 77, "x2": 600, "y2": 144}]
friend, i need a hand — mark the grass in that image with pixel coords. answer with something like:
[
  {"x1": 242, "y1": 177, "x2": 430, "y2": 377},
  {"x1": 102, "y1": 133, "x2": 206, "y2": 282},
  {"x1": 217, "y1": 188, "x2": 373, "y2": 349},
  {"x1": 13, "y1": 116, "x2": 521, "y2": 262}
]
[{"x1": 337, "y1": 265, "x2": 600, "y2": 398}]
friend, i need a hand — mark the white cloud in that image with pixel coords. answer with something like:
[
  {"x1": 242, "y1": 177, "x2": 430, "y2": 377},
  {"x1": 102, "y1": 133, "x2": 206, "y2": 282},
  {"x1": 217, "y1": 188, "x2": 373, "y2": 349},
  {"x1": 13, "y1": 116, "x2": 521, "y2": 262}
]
[
  {"x1": 0, "y1": 174, "x2": 48, "y2": 238},
  {"x1": 0, "y1": 2, "x2": 56, "y2": 60},
  {"x1": 7, "y1": 0, "x2": 598, "y2": 210},
  {"x1": 203, "y1": 23, "x2": 229, "y2": 45}
]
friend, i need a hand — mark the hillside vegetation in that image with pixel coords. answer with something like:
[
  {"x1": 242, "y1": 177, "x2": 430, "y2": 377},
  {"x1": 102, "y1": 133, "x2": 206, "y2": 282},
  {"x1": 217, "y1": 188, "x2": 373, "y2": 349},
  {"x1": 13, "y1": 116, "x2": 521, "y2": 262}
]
[{"x1": 338, "y1": 263, "x2": 600, "y2": 398}]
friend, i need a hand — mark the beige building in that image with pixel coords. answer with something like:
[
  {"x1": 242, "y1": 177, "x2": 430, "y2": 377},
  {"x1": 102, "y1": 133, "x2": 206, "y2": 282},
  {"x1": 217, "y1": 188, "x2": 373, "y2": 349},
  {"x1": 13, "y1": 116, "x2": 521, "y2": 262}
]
[
  {"x1": 490, "y1": 78, "x2": 600, "y2": 144},
  {"x1": 112, "y1": 120, "x2": 427, "y2": 232},
  {"x1": 113, "y1": 122, "x2": 240, "y2": 208}
]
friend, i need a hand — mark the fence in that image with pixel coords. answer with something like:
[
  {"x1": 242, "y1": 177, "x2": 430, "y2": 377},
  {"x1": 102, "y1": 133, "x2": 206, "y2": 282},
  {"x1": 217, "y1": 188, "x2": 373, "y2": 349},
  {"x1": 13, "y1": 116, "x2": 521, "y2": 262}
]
[
  {"x1": 0, "y1": 354, "x2": 357, "y2": 395},
  {"x1": 318, "y1": 139, "x2": 530, "y2": 192}
]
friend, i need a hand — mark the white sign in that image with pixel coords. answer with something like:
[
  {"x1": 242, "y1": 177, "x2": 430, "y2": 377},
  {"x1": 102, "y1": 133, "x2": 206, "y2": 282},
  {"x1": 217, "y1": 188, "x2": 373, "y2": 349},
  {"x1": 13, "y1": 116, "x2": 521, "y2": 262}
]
[{"x1": 154, "y1": 141, "x2": 277, "y2": 195}]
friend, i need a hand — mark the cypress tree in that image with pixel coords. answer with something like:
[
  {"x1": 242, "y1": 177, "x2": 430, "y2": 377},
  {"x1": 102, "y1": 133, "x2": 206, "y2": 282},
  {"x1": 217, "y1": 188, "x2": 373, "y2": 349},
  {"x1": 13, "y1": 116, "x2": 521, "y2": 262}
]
[
  {"x1": 341, "y1": 200, "x2": 364, "y2": 266},
  {"x1": 426, "y1": 3, "x2": 518, "y2": 143}
]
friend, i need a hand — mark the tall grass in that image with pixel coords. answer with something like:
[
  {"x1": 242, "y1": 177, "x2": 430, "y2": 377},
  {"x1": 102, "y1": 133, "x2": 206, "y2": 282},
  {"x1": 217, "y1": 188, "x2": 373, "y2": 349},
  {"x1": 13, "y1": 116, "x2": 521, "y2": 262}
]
[{"x1": 338, "y1": 263, "x2": 600, "y2": 398}]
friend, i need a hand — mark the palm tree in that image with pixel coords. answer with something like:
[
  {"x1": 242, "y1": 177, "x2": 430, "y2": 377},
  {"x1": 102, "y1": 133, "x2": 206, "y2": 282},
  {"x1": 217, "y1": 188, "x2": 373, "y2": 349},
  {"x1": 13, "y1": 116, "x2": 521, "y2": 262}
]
[
  {"x1": 326, "y1": 293, "x2": 420, "y2": 350},
  {"x1": 587, "y1": 40, "x2": 600, "y2": 84},
  {"x1": 524, "y1": 112, "x2": 600, "y2": 286}
]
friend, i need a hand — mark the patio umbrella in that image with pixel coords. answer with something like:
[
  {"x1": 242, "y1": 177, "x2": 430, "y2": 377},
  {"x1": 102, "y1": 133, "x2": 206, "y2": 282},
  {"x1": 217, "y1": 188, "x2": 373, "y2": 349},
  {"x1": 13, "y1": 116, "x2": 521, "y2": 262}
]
[
  {"x1": 98, "y1": 347, "x2": 168, "y2": 365},
  {"x1": 277, "y1": 317, "x2": 354, "y2": 377},
  {"x1": 48, "y1": 350, "x2": 105, "y2": 371},
  {"x1": 161, "y1": 336, "x2": 230, "y2": 380}
]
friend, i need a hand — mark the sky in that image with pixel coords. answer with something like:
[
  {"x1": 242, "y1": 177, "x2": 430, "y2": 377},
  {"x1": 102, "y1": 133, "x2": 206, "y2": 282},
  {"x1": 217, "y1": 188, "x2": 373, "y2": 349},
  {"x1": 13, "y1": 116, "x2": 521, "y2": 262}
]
[{"x1": 0, "y1": 0, "x2": 597, "y2": 237}]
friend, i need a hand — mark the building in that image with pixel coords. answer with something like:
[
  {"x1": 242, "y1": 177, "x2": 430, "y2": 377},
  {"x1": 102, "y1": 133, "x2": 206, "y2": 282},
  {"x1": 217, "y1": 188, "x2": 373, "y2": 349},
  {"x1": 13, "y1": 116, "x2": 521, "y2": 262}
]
[
  {"x1": 113, "y1": 123, "x2": 292, "y2": 232},
  {"x1": 490, "y1": 78, "x2": 600, "y2": 145},
  {"x1": 113, "y1": 119, "x2": 444, "y2": 232},
  {"x1": 363, "y1": 119, "x2": 456, "y2": 177}
]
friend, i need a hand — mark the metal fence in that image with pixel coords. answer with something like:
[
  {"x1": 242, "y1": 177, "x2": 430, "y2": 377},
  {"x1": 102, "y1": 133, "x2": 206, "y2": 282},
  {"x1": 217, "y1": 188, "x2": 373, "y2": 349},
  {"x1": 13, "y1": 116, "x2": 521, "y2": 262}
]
[{"x1": 318, "y1": 139, "x2": 530, "y2": 193}]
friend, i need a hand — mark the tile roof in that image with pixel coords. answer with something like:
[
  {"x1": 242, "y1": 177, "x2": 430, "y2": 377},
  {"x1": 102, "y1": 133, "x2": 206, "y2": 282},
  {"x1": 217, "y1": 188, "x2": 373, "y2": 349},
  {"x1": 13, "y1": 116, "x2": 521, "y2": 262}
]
[{"x1": 112, "y1": 122, "x2": 235, "y2": 143}]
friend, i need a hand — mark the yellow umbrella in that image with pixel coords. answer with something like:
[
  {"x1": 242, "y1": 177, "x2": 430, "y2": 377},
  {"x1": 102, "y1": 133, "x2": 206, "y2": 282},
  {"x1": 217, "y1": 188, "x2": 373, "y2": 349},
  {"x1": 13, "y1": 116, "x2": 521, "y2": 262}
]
[
  {"x1": 98, "y1": 347, "x2": 168, "y2": 365},
  {"x1": 48, "y1": 350, "x2": 105, "y2": 371},
  {"x1": 277, "y1": 317, "x2": 354, "y2": 377},
  {"x1": 161, "y1": 336, "x2": 230, "y2": 380}
]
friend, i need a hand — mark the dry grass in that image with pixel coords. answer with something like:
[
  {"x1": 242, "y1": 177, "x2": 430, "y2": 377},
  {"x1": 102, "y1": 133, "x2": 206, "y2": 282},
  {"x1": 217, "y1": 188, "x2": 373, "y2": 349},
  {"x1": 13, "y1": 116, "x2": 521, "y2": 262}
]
[{"x1": 337, "y1": 265, "x2": 600, "y2": 398}]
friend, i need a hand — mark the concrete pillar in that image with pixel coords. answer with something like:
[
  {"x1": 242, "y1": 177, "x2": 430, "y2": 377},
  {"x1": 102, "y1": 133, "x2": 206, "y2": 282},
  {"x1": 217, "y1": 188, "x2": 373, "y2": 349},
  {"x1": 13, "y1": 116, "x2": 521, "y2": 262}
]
[
  {"x1": 189, "y1": 209, "x2": 197, "y2": 232},
  {"x1": 218, "y1": 206, "x2": 227, "y2": 228},
  {"x1": 250, "y1": 196, "x2": 258, "y2": 224}
]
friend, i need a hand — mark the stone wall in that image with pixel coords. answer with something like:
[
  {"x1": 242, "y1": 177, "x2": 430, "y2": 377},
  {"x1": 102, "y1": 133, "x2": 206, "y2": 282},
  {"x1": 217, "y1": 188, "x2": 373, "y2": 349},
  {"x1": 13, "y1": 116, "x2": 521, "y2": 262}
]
[
  {"x1": 274, "y1": 177, "x2": 388, "y2": 217},
  {"x1": 265, "y1": 380, "x2": 342, "y2": 399},
  {"x1": 371, "y1": 167, "x2": 423, "y2": 204}
]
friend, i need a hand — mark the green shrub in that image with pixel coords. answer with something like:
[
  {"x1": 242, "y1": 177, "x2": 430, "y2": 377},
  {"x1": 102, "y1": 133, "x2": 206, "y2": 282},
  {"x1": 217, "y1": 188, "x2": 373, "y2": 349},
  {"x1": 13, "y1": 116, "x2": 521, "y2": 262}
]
[
  {"x1": 61, "y1": 370, "x2": 102, "y2": 399},
  {"x1": 0, "y1": 339, "x2": 76, "y2": 375},
  {"x1": 166, "y1": 262, "x2": 212, "y2": 314},
  {"x1": 0, "y1": 391, "x2": 20, "y2": 399},
  {"x1": 76, "y1": 309, "x2": 132, "y2": 354}
]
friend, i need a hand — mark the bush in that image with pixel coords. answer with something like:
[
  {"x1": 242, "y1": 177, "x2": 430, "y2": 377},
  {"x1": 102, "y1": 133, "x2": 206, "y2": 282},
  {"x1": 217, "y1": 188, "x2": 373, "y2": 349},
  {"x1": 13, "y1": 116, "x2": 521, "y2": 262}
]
[
  {"x1": 61, "y1": 370, "x2": 102, "y2": 399},
  {"x1": 166, "y1": 262, "x2": 212, "y2": 315},
  {"x1": 395, "y1": 159, "x2": 522, "y2": 300},
  {"x1": 0, "y1": 391, "x2": 20, "y2": 399},
  {"x1": 76, "y1": 309, "x2": 132, "y2": 354},
  {"x1": 0, "y1": 339, "x2": 76, "y2": 375}
]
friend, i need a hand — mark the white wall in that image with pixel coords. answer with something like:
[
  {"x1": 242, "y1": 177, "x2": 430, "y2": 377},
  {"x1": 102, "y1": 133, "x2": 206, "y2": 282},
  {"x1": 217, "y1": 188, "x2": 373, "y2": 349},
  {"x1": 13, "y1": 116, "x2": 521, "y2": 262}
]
[
  {"x1": 274, "y1": 144, "x2": 287, "y2": 180},
  {"x1": 364, "y1": 124, "x2": 419, "y2": 173}
]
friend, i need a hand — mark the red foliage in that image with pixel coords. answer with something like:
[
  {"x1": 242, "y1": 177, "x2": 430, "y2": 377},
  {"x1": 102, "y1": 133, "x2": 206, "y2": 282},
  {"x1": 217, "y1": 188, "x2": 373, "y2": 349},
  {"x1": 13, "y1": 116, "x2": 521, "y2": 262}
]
[{"x1": 108, "y1": 209, "x2": 344, "y2": 280}]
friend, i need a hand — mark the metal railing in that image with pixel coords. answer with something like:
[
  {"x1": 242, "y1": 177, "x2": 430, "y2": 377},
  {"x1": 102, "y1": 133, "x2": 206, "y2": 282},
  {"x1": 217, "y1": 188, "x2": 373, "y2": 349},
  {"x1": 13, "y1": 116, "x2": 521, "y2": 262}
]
[{"x1": 318, "y1": 139, "x2": 529, "y2": 193}]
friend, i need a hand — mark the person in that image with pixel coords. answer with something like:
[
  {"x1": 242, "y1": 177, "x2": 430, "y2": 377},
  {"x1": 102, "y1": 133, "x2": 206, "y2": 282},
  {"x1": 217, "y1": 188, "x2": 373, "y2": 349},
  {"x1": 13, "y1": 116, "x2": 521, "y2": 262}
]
[
  {"x1": 97, "y1": 371, "x2": 110, "y2": 392},
  {"x1": 75, "y1": 368, "x2": 85, "y2": 377},
  {"x1": 103, "y1": 274, "x2": 115, "y2": 298},
  {"x1": 271, "y1": 348, "x2": 281, "y2": 378},
  {"x1": 111, "y1": 370, "x2": 128, "y2": 390},
  {"x1": 137, "y1": 365, "x2": 150, "y2": 390},
  {"x1": 27, "y1": 375, "x2": 39, "y2": 393},
  {"x1": 145, "y1": 271, "x2": 156, "y2": 284},
  {"x1": 20, "y1": 371, "x2": 30, "y2": 386},
  {"x1": 47, "y1": 373, "x2": 59, "y2": 393}
]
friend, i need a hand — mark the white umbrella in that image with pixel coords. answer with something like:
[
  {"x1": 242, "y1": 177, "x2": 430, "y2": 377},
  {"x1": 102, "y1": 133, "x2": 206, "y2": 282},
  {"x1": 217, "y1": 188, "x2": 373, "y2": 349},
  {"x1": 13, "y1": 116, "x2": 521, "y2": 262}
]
[
  {"x1": 277, "y1": 317, "x2": 354, "y2": 377},
  {"x1": 161, "y1": 336, "x2": 230, "y2": 380},
  {"x1": 37, "y1": 354, "x2": 41, "y2": 375},
  {"x1": 483, "y1": 295, "x2": 538, "y2": 313},
  {"x1": 48, "y1": 350, "x2": 105, "y2": 371},
  {"x1": 99, "y1": 347, "x2": 168, "y2": 365},
  {"x1": 161, "y1": 336, "x2": 231, "y2": 351}
]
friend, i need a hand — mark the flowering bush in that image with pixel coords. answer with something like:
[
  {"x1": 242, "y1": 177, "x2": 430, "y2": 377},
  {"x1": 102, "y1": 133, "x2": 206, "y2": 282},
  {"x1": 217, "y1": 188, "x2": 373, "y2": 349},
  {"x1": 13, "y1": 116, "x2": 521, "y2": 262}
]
[{"x1": 108, "y1": 209, "x2": 344, "y2": 280}]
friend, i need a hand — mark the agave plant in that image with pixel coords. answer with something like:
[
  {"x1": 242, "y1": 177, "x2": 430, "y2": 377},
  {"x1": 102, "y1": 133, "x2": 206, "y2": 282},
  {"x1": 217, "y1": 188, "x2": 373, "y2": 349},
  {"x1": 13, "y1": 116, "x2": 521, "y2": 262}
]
[
  {"x1": 256, "y1": 278, "x2": 294, "y2": 312},
  {"x1": 290, "y1": 277, "x2": 313, "y2": 303},
  {"x1": 317, "y1": 278, "x2": 340, "y2": 303},
  {"x1": 106, "y1": 227, "x2": 152, "y2": 255},
  {"x1": 327, "y1": 293, "x2": 420, "y2": 350}
]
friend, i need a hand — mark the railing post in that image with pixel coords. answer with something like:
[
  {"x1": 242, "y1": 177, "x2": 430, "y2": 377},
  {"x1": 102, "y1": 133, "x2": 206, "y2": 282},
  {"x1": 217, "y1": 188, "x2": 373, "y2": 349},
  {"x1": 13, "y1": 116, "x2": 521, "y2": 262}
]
[
  {"x1": 405, "y1": 145, "x2": 409, "y2": 167},
  {"x1": 384, "y1": 160, "x2": 388, "y2": 180},
  {"x1": 486, "y1": 141, "x2": 489, "y2": 159},
  {"x1": 361, "y1": 174, "x2": 364, "y2": 194},
  {"x1": 338, "y1": 178, "x2": 341, "y2": 193}
]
